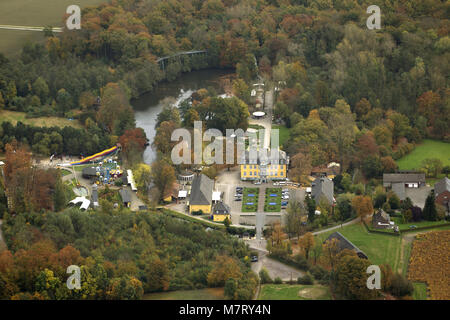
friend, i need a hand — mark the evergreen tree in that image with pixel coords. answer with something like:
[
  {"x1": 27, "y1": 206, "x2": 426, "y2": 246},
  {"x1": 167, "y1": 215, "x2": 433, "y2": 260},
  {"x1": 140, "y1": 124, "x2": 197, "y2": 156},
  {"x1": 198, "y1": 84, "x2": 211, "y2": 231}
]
[{"x1": 423, "y1": 191, "x2": 437, "y2": 221}]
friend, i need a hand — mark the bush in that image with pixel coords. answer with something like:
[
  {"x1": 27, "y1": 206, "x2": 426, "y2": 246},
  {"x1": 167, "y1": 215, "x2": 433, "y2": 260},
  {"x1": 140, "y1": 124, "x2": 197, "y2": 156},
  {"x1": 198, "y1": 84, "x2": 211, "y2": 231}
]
[
  {"x1": 259, "y1": 268, "x2": 272, "y2": 284},
  {"x1": 273, "y1": 277, "x2": 283, "y2": 284},
  {"x1": 293, "y1": 254, "x2": 310, "y2": 270},
  {"x1": 389, "y1": 273, "x2": 414, "y2": 297},
  {"x1": 309, "y1": 265, "x2": 328, "y2": 280},
  {"x1": 297, "y1": 273, "x2": 314, "y2": 285}
]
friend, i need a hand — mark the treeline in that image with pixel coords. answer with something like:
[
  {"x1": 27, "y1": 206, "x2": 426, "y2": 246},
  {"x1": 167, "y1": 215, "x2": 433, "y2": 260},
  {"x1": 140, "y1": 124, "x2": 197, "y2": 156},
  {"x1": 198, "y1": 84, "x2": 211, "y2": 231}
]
[
  {"x1": 0, "y1": 208, "x2": 257, "y2": 300},
  {"x1": 0, "y1": 121, "x2": 110, "y2": 157},
  {"x1": 1, "y1": 142, "x2": 72, "y2": 215}
]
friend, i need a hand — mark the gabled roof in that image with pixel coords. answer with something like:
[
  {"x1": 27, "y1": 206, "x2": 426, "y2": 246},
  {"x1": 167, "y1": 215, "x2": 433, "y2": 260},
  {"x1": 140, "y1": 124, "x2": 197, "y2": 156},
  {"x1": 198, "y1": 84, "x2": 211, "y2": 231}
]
[
  {"x1": 391, "y1": 182, "x2": 406, "y2": 200},
  {"x1": 373, "y1": 209, "x2": 390, "y2": 222},
  {"x1": 311, "y1": 177, "x2": 334, "y2": 204},
  {"x1": 82, "y1": 167, "x2": 97, "y2": 176},
  {"x1": 435, "y1": 177, "x2": 450, "y2": 196},
  {"x1": 213, "y1": 202, "x2": 230, "y2": 215},
  {"x1": 190, "y1": 174, "x2": 213, "y2": 206},
  {"x1": 119, "y1": 188, "x2": 131, "y2": 203},
  {"x1": 324, "y1": 232, "x2": 368, "y2": 259},
  {"x1": 383, "y1": 173, "x2": 425, "y2": 184}
]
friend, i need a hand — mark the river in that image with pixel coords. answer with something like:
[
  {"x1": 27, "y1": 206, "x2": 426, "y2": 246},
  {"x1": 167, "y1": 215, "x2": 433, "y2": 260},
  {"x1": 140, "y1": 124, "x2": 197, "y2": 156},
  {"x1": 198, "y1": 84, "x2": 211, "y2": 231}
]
[{"x1": 132, "y1": 69, "x2": 233, "y2": 164}]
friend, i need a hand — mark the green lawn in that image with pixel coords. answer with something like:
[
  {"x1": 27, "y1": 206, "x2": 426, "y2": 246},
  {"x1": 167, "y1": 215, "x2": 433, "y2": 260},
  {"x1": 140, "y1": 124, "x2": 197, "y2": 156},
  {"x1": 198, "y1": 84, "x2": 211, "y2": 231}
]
[
  {"x1": 0, "y1": 0, "x2": 104, "y2": 57},
  {"x1": 392, "y1": 217, "x2": 449, "y2": 232},
  {"x1": 412, "y1": 282, "x2": 428, "y2": 300},
  {"x1": 242, "y1": 187, "x2": 259, "y2": 212},
  {"x1": 264, "y1": 187, "x2": 281, "y2": 212},
  {"x1": 396, "y1": 139, "x2": 450, "y2": 170},
  {"x1": 272, "y1": 125, "x2": 290, "y2": 148},
  {"x1": 316, "y1": 223, "x2": 403, "y2": 270},
  {"x1": 143, "y1": 288, "x2": 224, "y2": 300},
  {"x1": 258, "y1": 284, "x2": 331, "y2": 300},
  {"x1": 0, "y1": 111, "x2": 82, "y2": 129}
]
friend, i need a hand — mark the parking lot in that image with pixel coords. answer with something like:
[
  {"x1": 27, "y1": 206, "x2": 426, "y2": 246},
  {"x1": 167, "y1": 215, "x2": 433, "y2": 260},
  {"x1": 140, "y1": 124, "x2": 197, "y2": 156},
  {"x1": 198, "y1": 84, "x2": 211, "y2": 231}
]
[{"x1": 215, "y1": 167, "x2": 305, "y2": 227}]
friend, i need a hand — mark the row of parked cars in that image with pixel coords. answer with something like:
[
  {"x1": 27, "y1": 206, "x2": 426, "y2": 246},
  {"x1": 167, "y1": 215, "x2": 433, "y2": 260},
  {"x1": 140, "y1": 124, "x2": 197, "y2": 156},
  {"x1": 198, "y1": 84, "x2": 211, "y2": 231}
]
[
  {"x1": 281, "y1": 188, "x2": 290, "y2": 209},
  {"x1": 234, "y1": 187, "x2": 244, "y2": 201}
]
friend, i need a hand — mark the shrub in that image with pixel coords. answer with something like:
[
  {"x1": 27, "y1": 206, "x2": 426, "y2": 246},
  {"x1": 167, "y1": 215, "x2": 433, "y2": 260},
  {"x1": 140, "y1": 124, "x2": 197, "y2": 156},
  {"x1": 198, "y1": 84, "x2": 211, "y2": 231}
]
[
  {"x1": 273, "y1": 277, "x2": 283, "y2": 284},
  {"x1": 293, "y1": 254, "x2": 310, "y2": 270},
  {"x1": 310, "y1": 265, "x2": 328, "y2": 280},
  {"x1": 259, "y1": 268, "x2": 272, "y2": 284},
  {"x1": 297, "y1": 273, "x2": 314, "y2": 285},
  {"x1": 389, "y1": 273, "x2": 414, "y2": 297}
]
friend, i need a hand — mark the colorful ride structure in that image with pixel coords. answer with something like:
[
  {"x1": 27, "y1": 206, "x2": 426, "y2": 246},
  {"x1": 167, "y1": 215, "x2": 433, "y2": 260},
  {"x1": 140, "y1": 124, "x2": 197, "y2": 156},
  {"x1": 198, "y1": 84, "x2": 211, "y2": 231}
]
[{"x1": 70, "y1": 146, "x2": 119, "y2": 166}]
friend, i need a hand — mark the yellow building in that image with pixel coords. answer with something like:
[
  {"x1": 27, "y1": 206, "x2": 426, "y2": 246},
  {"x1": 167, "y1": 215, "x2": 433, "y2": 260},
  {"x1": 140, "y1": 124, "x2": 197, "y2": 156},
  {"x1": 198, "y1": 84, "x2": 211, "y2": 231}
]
[
  {"x1": 240, "y1": 150, "x2": 288, "y2": 181},
  {"x1": 212, "y1": 202, "x2": 231, "y2": 222},
  {"x1": 188, "y1": 174, "x2": 214, "y2": 214}
]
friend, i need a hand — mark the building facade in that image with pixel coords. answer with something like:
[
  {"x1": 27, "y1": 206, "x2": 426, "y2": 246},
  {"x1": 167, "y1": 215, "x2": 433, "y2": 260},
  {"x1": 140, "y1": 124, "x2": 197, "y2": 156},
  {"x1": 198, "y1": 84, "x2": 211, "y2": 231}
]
[{"x1": 240, "y1": 149, "x2": 288, "y2": 182}]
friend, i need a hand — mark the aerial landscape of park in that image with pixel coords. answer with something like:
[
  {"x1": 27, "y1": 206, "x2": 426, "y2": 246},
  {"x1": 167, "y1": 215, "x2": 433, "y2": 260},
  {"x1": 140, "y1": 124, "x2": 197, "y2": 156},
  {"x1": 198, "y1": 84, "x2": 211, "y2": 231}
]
[{"x1": 0, "y1": 0, "x2": 448, "y2": 310}]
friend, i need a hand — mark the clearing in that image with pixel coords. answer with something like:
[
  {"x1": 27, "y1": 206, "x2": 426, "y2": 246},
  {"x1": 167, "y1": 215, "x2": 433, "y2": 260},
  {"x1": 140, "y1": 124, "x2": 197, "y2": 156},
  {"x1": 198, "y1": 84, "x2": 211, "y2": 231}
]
[
  {"x1": 396, "y1": 139, "x2": 450, "y2": 170},
  {"x1": 143, "y1": 288, "x2": 224, "y2": 300},
  {"x1": 258, "y1": 284, "x2": 331, "y2": 300},
  {"x1": 0, "y1": 0, "x2": 104, "y2": 57},
  {"x1": 0, "y1": 110, "x2": 82, "y2": 129}
]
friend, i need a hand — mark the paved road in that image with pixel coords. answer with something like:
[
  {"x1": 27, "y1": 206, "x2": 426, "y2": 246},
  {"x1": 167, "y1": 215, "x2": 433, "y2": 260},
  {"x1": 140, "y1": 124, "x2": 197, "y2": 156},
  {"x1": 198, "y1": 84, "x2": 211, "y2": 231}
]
[
  {"x1": 312, "y1": 217, "x2": 360, "y2": 235},
  {"x1": 0, "y1": 25, "x2": 62, "y2": 32},
  {"x1": 251, "y1": 250, "x2": 304, "y2": 282}
]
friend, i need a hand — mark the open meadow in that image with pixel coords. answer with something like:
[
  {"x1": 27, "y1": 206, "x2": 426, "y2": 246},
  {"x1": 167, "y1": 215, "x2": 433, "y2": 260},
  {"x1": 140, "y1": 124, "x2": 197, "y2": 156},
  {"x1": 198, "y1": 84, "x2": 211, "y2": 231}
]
[
  {"x1": 396, "y1": 139, "x2": 450, "y2": 171},
  {"x1": 0, "y1": 110, "x2": 82, "y2": 129},
  {"x1": 258, "y1": 284, "x2": 331, "y2": 300},
  {"x1": 0, "y1": 0, "x2": 104, "y2": 56}
]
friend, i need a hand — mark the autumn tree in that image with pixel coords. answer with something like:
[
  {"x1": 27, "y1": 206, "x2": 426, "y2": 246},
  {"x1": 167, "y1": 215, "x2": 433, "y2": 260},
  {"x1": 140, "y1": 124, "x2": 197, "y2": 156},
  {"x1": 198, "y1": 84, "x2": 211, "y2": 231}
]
[
  {"x1": 207, "y1": 255, "x2": 242, "y2": 287},
  {"x1": 298, "y1": 232, "x2": 315, "y2": 260},
  {"x1": 334, "y1": 255, "x2": 378, "y2": 300},
  {"x1": 151, "y1": 159, "x2": 176, "y2": 202},
  {"x1": 352, "y1": 195, "x2": 374, "y2": 221}
]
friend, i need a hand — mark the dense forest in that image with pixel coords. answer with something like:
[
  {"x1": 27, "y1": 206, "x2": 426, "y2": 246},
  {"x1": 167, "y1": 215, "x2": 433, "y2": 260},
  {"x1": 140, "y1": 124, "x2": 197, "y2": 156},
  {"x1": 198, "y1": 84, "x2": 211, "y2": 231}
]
[{"x1": 0, "y1": 207, "x2": 256, "y2": 299}]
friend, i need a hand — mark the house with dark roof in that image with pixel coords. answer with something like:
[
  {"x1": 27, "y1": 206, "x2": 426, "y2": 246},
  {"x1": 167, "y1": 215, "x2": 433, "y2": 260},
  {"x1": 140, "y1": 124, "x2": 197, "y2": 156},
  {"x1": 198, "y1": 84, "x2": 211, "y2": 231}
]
[
  {"x1": 311, "y1": 177, "x2": 334, "y2": 205},
  {"x1": 372, "y1": 209, "x2": 392, "y2": 229},
  {"x1": 189, "y1": 174, "x2": 214, "y2": 214},
  {"x1": 82, "y1": 167, "x2": 98, "y2": 179},
  {"x1": 212, "y1": 202, "x2": 231, "y2": 222},
  {"x1": 324, "y1": 232, "x2": 368, "y2": 259},
  {"x1": 119, "y1": 188, "x2": 131, "y2": 208},
  {"x1": 434, "y1": 177, "x2": 450, "y2": 214},
  {"x1": 383, "y1": 173, "x2": 426, "y2": 188}
]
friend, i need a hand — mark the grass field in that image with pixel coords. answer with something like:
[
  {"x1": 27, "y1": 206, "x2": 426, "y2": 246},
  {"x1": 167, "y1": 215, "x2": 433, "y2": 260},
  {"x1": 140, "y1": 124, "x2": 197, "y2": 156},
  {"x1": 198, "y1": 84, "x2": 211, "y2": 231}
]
[
  {"x1": 392, "y1": 217, "x2": 449, "y2": 232},
  {"x1": 316, "y1": 223, "x2": 403, "y2": 270},
  {"x1": 272, "y1": 125, "x2": 290, "y2": 148},
  {"x1": 0, "y1": 0, "x2": 104, "y2": 56},
  {"x1": 242, "y1": 187, "x2": 259, "y2": 212},
  {"x1": 396, "y1": 139, "x2": 450, "y2": 170},
  {"x1": 143, "y1": 288, "x2": 224, "y2": 300},
  {"x1": 258, "y1": 284, "x2": 331, "y2": 300},
  {"x1": 412, "y1": 282, "x2": 428, "y2": 300},
  {"x1": 0, "y1": 111, "x2": 82, "y2": 129},
  {"x1": 264, "y1": 187, "x2": 281, "y2": 212}
]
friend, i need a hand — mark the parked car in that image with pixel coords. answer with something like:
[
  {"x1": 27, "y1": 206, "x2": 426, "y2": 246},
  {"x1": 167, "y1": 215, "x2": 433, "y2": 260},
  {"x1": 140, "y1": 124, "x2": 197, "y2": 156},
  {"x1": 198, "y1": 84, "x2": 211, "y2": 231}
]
[
  {"x1": 253, "y1": 180, "x2": 261, "y2": 185},
  {"x1": 251, "y1": 255, "x2": 258, "y2": 262},
  {"x1": 235, "y1": 197, "x2": 242, "y2": 201}
]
